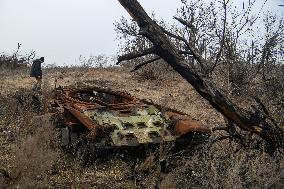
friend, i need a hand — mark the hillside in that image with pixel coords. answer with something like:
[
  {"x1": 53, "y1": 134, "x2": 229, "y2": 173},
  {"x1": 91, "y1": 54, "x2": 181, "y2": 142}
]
[{"x1": 0, "y1": 66, "x2": 283, "y2": 188}]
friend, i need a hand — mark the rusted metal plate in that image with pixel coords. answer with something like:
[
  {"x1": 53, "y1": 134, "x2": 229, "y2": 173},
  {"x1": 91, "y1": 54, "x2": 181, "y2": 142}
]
[
  {"x1": 52, "y1": 86, "x2": 208, "y2": 147},
  {"x1": 66, "y1": 106, "x2": 97, "y2": 129},
  {"x1": 166, "y1": 112, "x2": 211, "y2": 136}
]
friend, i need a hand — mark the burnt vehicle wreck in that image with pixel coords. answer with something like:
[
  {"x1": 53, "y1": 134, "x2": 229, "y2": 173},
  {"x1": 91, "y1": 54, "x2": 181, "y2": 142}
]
[{"x1": 50, "y1": 86, "x2": 211, "y2": 159}]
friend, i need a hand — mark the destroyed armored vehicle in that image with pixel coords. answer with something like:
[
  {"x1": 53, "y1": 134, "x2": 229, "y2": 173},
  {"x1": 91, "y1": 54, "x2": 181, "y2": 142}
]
[{"x1": 50, "y1": 86, "x2": 211, "y2": 156}]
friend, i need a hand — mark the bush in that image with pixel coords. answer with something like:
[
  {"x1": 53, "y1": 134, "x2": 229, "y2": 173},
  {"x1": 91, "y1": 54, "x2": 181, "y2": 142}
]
[{"x1": 160, "y1": 142, "x2": 284, "y2": 189}]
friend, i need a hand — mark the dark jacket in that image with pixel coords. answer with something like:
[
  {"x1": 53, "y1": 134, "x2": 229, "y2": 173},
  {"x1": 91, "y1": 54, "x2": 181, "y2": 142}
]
[{"x1": 30, "y1": 59, "x2": 42, "y2": 78}]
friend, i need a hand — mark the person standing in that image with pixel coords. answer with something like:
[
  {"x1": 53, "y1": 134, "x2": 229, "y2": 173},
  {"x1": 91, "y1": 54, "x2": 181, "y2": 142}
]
[{"x1": 30, "y1": 57, "x2": 44, "y2": 91}]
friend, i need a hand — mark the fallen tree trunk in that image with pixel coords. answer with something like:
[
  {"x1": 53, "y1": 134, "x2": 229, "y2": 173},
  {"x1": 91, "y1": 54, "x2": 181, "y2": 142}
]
[{"x1": 117, "y1": 0, "x2": 283, "y2": 151}]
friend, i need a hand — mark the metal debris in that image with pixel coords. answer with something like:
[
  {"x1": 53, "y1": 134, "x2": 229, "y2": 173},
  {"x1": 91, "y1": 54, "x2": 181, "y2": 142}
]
[{"x1": 50, "y1": 86, "x2": 211, "y2": 149}]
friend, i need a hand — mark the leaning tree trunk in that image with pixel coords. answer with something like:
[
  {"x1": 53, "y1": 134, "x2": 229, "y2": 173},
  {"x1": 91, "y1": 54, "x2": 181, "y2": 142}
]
[{"x1": 117, "y1": 0, "x2": 283, "y2": 151}]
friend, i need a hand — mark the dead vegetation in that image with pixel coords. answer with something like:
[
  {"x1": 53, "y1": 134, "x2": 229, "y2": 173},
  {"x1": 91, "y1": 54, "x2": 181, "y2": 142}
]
[
  {"x1": 161, "y1": 142, "x2": 284, "y2": 189},
  {"x1": 116, "y1": 0, "x2": 284, "y2": 152},
  {"x1": 0, "y1": 0, "x2": 283, "y2": 188},
  {"x1": 0, "y1": 43, "x2": 34, "y2": 71},
  {"x1": 0, "y1": 63, "x2": 283, "y2": 188}
]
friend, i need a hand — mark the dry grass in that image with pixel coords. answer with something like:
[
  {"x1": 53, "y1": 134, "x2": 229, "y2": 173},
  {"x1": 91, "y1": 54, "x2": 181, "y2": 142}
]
[
  {"x1": 0, "y1": 65, "x2": 283, "y2": 188},
  {"x1": 7, "y1": 124, "x2": 60, "y2": 188},
  {"x1": 161, "y1": 142, "x2": 284, "y2": 189}
]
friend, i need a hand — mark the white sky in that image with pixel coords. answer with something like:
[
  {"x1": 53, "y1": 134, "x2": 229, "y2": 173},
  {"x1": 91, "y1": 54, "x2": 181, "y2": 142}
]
[{"x1": 0, "y1": 0, "x2": 283, "y2": 65}]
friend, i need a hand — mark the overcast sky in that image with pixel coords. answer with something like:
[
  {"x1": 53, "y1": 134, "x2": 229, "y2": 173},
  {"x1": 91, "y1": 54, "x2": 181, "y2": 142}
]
[{"x1": 0, "y1": 0, "x2": 283, "y2": 65}]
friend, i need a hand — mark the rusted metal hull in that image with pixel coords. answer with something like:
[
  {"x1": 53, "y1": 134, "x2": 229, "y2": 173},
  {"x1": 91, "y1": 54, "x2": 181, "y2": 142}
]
[{"x1": 52, "y1": 86, "x2": 210, "y2": 148}]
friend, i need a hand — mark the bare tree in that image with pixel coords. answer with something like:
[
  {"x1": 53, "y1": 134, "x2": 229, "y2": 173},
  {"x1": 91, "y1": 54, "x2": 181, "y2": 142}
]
[
  {"x1": 116, "y1": 0, "x2": 283, "y2": 152},
  {"x1": 115, "y1": 1, "x2": 283, "y2": 97}
]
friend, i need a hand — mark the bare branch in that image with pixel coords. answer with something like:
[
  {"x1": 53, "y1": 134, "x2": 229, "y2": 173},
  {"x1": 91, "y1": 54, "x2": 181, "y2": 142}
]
[
  {"x1": 162, "y1": 28, "x2": 208, "y2": 72},
  {"x1": 117, "y1": 0, "x2": 284, "y2": 150},
  {"x1": 117, "y1": 46, "x2": 156, "y2": 64},
  {"x1": 173, "y1": 16, "x2": 197, "y2": 45},
  {"x1": 254, "y1": 97, "x2": 278, "y2": 127},
  {"x1": 179, "y1": 50, "x2": 193, "y2": 55},
  {"x1": 131, "y1": 56, "x2": 161, "y2": 72},
  {"x1": 117, "y1": 42, "x2": 191, "y2": 66},
  {"x1": 209, "y1": 0, "x2": 228, "y2": 73},
  {"x1": 173, "y1": 16, "x2": 194, "y2": 29}
]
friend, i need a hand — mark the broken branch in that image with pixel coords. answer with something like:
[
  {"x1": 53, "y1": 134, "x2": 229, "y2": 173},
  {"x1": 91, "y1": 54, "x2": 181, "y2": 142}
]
[
  {"x1": 130, "y1": 56, "x2": 161, "y2": 72},
  {"x1": 173, "y1": 16, "x2": 194, "y2": 29},
  {"x1": 117, "y1": 46, "x2": 156, "y2": 64}
]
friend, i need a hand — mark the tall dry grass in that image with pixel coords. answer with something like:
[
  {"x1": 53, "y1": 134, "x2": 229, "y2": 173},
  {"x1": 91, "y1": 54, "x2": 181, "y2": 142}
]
[
  {"x1": 0, "y1": 58, "x2": 283, "y2": 188},
  {"x1": 160, "y1": 141, "x2": 284, "y2": 189}
]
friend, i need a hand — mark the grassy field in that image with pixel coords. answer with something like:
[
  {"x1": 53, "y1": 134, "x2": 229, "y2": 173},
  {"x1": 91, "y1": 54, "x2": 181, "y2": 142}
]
[{"x1": 0, "y1": 66, "x2": 283, "y2": 188}]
